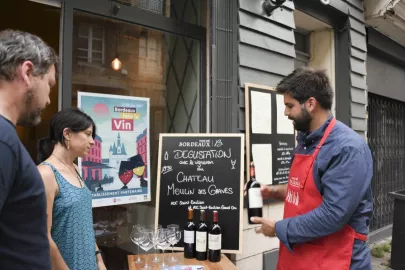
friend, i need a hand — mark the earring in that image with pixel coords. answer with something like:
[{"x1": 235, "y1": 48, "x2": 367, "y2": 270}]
[{"x1": 67, "y1": 140, "x2": 70, "y2": 150}]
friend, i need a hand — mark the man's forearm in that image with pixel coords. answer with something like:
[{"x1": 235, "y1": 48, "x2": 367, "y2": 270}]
[{"x1": 273, "y1": 184, "x2": 287, "y2": 201}]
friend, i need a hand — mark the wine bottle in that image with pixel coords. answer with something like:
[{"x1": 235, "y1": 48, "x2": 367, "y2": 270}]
[
  {"x1": 195, "y1": 210, "x2": 208, "y2": 261},
  {"x1": 208, "y1": 211, "x2": 221, "y2": 262},
  {"x1": 184, "y1": 208, "x2": 196, "y2": 258},
  {"x1": 247, "y1": 162, "x2": 263, "y2": 224}
]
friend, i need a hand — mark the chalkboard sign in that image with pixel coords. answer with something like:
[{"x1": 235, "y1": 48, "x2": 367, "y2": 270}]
[
  {"x1": 245, "y1": 83, "x2": 296, "y2": 186},
  {"x1": 155, "y1": 134, "x2": 244, "y2": 253}
]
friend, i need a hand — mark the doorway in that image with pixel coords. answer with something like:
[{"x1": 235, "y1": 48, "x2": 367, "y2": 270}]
[{"x1": 0, "y1": 0, "x2": 60, "y2": 161}]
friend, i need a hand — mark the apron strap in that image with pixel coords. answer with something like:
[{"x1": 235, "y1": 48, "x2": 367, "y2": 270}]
[
  {"x1": 354, "y1": 232, "x2": 368, "y2": 242},
  {"x1": 313, "y1": 117, "x2": 336, "y2": 156},
  {"x1": 308, "y1": 118, "x2": 336, "y2": 168}
]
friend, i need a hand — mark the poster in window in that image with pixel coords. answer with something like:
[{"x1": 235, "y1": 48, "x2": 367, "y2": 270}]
[{"x1": 78, "y1": 92, "x2": 151, "y2": 207}]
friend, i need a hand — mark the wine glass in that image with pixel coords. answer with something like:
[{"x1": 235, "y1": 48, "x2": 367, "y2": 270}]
[
  {"x1": 147, "y1": 224, "x2": 162, "y2": 232},
  {"x1": 139, "y1": 230, "x2": 154, "y2": 270},
  {"x1": 116, "y1": 211, "x2": 126, "y2": 226},
  {"x1": 118, "y1": 161, "x2": 133, "y2": 189},
  {"x1": 130, "y1": 225, "x2": 144, "y2": 265},
  {"x1": 99, "y1": 220, "x2": 109, "y2": 233},
  {"x1": 147, "y1": 224, "x2": 162, "y2": 263},
  {"x1": 167, "y1": 226, "x2": 180, "y2": 263},
  {"x1": 167, "y1": 224, "x2": 179, "y2": 231},
  {"x1": 157, "y1": 228, "x2": 171, "y2": 269},
  {"x1": 175, "y1": 229, "x2": 181, "y2": 245},
  {"x1": 116, "y1": 211, "x2": 126, "y2": 239}
]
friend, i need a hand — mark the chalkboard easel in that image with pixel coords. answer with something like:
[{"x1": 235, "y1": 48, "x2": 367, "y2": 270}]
[{"x1": 155, "y1": 133, "x2": 244, "y2": 254}]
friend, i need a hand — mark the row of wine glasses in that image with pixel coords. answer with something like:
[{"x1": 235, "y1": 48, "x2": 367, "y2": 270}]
[{"x1": 130, "y1": 224, "x2": 182, "y2": 270}]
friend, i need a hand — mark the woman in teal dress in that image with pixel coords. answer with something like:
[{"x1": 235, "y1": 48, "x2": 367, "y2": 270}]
[{"x1": 37, "y1": 108, "x2": 106, "y2": 270}]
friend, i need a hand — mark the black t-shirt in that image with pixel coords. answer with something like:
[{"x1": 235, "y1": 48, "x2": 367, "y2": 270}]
[{"x1": 0, "y1": 116, "x2": 51, "y2": 269}]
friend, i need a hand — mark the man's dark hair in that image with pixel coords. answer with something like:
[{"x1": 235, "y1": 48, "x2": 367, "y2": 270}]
[
  {"x1": 0, "y1": 29, "x2": 58, "y2": 82},
  {"x1": 276, "y1": 67, "x2": 333, "y2": 110}
]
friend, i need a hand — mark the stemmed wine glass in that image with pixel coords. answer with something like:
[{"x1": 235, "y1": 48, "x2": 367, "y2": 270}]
[
  {"x1": 130, "y1": 224, "x2": 144, "y2": 265},
  {"x1": 157, "y1": 228, "x2": 171, "y2": 269},
  {"x1": 116, "y1": 211, "x2": 126, "y2": 239},
  {"x1": 139, "y1": 230, "x2": 154, "y2": 270},
  {"x1": 147, "y1": 224, "x2": 162, "y2": 263},
  {"x1": 167, "y1": 224, "x2": 181, "y2": 263}
]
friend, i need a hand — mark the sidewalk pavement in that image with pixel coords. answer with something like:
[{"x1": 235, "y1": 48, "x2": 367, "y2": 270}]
[{"x1": 370, "y1": 237, "x2": 393, "y2": 270}]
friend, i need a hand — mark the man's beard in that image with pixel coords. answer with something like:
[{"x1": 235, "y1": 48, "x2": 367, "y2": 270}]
[
  {"x1": 290, "y1": 105, "x2": 312, "y2": 132},
  {"x1": 17, "y1": 90, "x2": 42, "y2": 127}
]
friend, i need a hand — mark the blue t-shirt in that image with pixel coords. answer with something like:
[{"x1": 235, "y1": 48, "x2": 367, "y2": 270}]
[{"x1": 0, "y1": 116, "x2": 51, "y2": 269}]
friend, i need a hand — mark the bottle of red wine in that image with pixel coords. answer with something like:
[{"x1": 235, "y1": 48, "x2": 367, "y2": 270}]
[
  {"x1": 247, "y1": 162, "x2": 263, "y2": 224},
  {"x1": 195, "y1": 210, "x2": 208, "y2": 261},
  {"x1": 184, "y1": 208, "x2": 196, "y2": 258},
  {"x1": 208, "y1": 211, "x2": 221, "y2": 262}
]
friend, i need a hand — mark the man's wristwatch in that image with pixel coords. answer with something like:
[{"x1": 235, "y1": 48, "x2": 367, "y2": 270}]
[{"x1": 95, "y1": 250, "x2": 102, "y2": 256}]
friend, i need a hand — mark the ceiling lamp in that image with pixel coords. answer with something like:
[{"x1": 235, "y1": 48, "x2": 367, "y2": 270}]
[{"x1": 111, "y1": 54, "x2": 122, "y2": 71}]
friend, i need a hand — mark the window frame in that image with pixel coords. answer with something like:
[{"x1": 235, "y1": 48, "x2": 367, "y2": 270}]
[{"x1": 59, "y1": 0, "x2": 207, "y2": 132}]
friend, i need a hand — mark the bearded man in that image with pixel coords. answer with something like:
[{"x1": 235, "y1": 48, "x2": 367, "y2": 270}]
[
  {"x1": 250, "y1": 67, "x2": 373, "y2": 270},
  {"x1": 0, "y1": 29, "x2": 57, "y2": 269}
]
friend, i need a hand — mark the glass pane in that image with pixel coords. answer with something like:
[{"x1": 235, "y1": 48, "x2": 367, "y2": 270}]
[
  {"x1": 77, "y1": 49, "x2": 88, "y2": 59},
  {"x1": 78, "y1": 23, "x2": 89, "y2": 37},
  {"x1": 92, "y1": 39, "x2": 103, "y2": 51},
  {"x1": 77, "y1": 37, "x2": 88, "y2": 50},
  {"x1": 294, "y1": 31, "x2": 310, "y2": 55},
  {"x1": 170, "y1": 0, "x2": 202, "y2": 25},
  {"x1": 92, "y1": 51, "x2": 102, "y2": 59},
  {"x1": 92, "y1": 25, "x2": 104, "y2": 39},
  {"x1": 91, "y1": 58, "x2": 102, "y2": 65},
  {"x1": 71, "y1": 11, "x2": 200, "y2": 269}
]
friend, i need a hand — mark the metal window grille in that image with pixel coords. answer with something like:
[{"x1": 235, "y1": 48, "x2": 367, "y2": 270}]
[
  {"x1": 211, "y1": 0, "x2": 238, "y2": 132},
  {"x1": 368, "y1": 93, "x2": 405, "y2": 231},
  {"x1": 135, "y1": 0, "x2": 164, "y2": 15}
]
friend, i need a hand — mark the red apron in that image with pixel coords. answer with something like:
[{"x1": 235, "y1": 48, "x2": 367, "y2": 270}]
[{"x1": 277, "y1": 118, "x2": 367, "y2": 270}]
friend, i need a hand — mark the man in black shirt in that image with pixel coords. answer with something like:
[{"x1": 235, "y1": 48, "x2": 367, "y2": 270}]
[{"x1": 0, "y1": 29, "x2": 58, "y2": 269}]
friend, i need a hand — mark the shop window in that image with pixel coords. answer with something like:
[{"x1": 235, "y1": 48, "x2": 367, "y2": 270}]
[
  {"x1": 70, "y1": 10, "x2": 202, "y2": 269},
  {"x1": 76, "y1": 23, "x2": 105, "y2": 65}
]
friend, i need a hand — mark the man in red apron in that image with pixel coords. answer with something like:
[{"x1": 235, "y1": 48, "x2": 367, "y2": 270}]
[{"x1": 250, "y1": 68, "x2": 373, "y2": 270}]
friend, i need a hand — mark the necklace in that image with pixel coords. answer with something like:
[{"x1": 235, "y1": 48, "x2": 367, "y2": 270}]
[{"x1": 52, "y1": 154, "x2": 83, "y2": 188}]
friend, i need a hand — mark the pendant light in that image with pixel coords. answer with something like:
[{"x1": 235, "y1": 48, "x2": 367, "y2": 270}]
[
  {"x1": 111, "y1": 28, "x2": 122, "y2": 71},
  {"x1": 111, "y1": 54, "x2": 122, "y2": 71},
  {"x1": 111, "y1": 3, "x2": 122, "y2": 71}
]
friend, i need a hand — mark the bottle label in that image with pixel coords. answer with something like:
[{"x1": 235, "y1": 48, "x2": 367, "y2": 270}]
[
  {"x1": 184, "y1": 230, "x2": 195, "y2": 244},
  {"x1": 208, "y1": 233, "x2": 221, "y2": 250},
  {"x1": 248, "y1": 188, "x2": 263, "y2": 208},
  {"x1": 196, "y1": 231, "x2": 207, "y2": 252}
]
